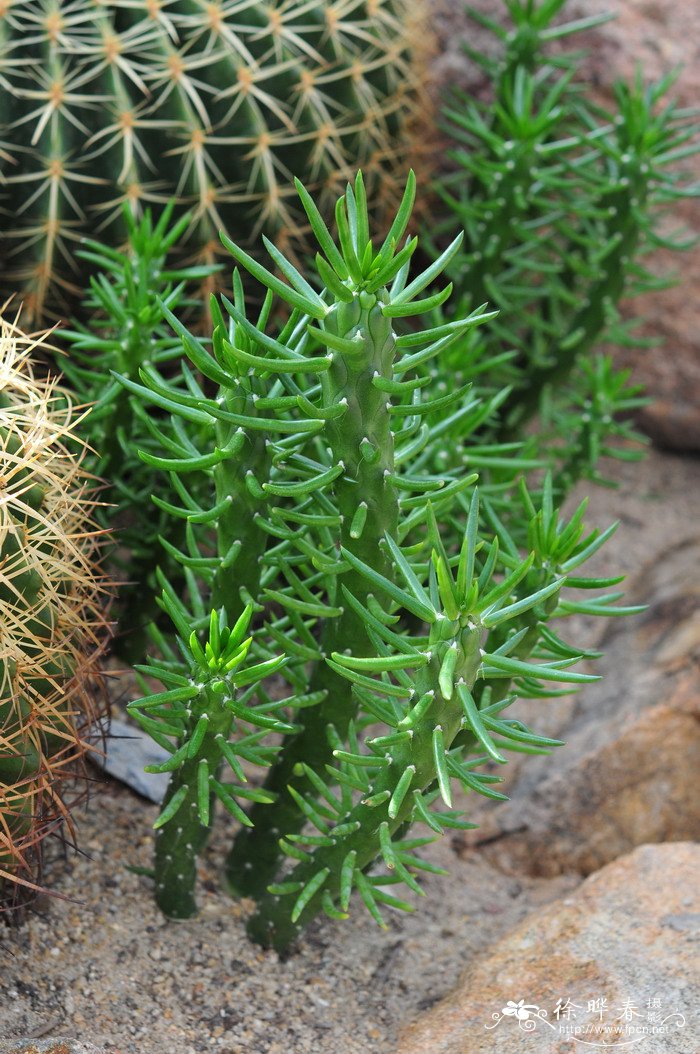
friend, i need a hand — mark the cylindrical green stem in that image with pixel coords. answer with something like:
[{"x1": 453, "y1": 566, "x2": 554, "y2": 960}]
[
  {"x1": 501, "y1": 164, "x2": 648, "y2": 435},
  {"x1": 247, "y1": 621, "x2": 483, "y2": 953},
  {"x1": 154, "y1": 689, "x2": 232, "y2": 919},
  {"x1": 226, "y1": 291, "x2": 400, "y2": 897},
  {"x1": 212, "y1": 401, "x2": 269, "y2": 616},
  {"x1": 152, "y1": 393, "x2": 270, "y2": 915}
]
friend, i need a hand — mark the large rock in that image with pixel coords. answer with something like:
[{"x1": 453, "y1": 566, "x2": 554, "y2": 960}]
[
  {"x1": 428, "y1": 0, "x2": 700, "y2": 450},
  {"x1": 397, "y1": 843, "x2": 699, "y2": 1054},
  {"x1": 458, "y1": 537, "x2": 700, "y2": 876}
]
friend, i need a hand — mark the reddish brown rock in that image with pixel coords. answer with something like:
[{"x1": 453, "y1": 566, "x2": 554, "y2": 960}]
[{"x1": 397, "y1": 843, "x2": 699, "y2": 1054}]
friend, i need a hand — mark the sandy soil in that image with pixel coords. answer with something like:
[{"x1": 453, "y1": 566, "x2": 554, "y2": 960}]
[{"x1": 1, "y1": 447, "x2": 698, "y2": 1053}]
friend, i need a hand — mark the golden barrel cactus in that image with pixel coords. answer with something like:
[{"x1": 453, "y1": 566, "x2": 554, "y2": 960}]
[
  {"x1": 0, "y1": 313, "x2": 110, "y2": 913},
  {"x1": 0, "y1": 0, "x2": 429, "y2": 318}
]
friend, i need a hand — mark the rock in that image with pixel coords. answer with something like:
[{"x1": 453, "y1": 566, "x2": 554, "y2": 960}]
[
  {"x1": 0, "y1": 1042, "x2": 107, "y2": 1054},
  {"x1": 457, "y1": 537, "x2": 700, "y2": 876},
  {"x1": 396, "y1": 843, "x2": 699, "y2": 1054},
  {"x1": 427, "y1": 0, "x2": 700, "y2": 450},
  {"x1": 90, "y1": 716, "x2": 169, "y2": 803}
]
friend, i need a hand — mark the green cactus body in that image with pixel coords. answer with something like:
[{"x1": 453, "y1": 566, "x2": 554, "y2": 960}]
[
  {"x1": 304, "y1": 291, "x2": 401, "y2": 747},
  {"x1": 0, "y1": 315, "x2": 109, "y2": 910},
  {"x1": 125, "y1": 171, "x2": 638, "y2": 948},
  {"x1": 245, "y1": 483, "x2": 616, "y2": 952},
  {"x1": 248, "y1": 615, "x2": 484, "y2": 951},
  {"x1": 226, "y1": 287, "x2": 402, "y2": 896},
  {"x1": 130, "y1": 602, "x2": 293, "y2": 918},
  {"x1": 0, "y1": 0, "x2": 424, "y2": 317},
  {"x1": 152, "y1": 686, "x2": 234, "y2": 920},
  {"x1": 143, "y1": 338, "x2": 281, "y2": 916},
  {"x1": 127, "y1": 288, "x2": 309, "y2": 915},
  {"x1": 439, "y1": 66, "x2": 576, "y2": 340},
  {"x1": 502, "y1": 143, "x2": 651, "y2": 433},
  {"x1": 433, "y1": 0, "x2": 698, "y2": 482},
  {"x1": 149, "y1": 623, "x2": 269, "y2": 920},
  {"x1": 211, "y1": 392, "x2": 271, "y2": 617},
  {"x1": 59, "y1": 206, "x2": 218, "y2": 659}
]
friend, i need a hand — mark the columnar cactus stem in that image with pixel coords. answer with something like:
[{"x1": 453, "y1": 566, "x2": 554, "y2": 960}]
[
  {"x1": 153, "y1": 684, "x2": 237, "y2": 920},
  {"x1": 226, "y1": 287, "x2": 401, "y2": 897},
  {"x1": 211, "y1": 410, "x2": 269, "y2": 617},
  {"x1": 502, "y1": 158, "x2": 650, "y2": 433},
  {"x1": 126, "y1": 171, "x2": 635, "y2": 944},
  {"x1": 433, "y1": 3, "x2": 699, "y2": 468},
  {"x1": 126, "y1": 303, "x2": 284, "y2": 916},
  {"x1": 130, "y1": 604, "x2": 289, "y2": 918},
  {"x1": 246, "y1": 487, "x2": 606, "y2": 952},
  {"x1": 248, "y1": 616, "x2": 484, "y2": 951}
]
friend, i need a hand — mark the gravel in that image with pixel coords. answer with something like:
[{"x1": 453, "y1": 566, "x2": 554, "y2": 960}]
[{"x1": 0, "y1": 788, "x2": 575, "y2": 1052}]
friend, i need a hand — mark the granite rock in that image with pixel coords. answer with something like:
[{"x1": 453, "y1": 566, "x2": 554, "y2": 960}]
[{"x1": 397, "y1": 843, "x2": 699, "y2": 1054}]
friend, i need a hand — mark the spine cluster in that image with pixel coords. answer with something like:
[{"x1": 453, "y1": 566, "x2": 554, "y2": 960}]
[
  {"x1": 0, "y1": 315, "x2": 109, "y2": 912},
  {"x1": 0, "y1": 0, "x2": 425, "y2": 317}
]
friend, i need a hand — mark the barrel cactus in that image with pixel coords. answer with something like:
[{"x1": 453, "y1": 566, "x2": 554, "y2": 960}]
[
  {"x1": 0, "y1": 0, "x2": 426, "y2": 318},
  {"x1": 0, "y1": 314, "x2": 109, "y2": 914}
]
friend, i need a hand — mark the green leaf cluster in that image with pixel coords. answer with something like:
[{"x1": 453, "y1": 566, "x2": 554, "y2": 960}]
[
  {"x1": 123, "y1": 172, "x2": 637, "y2": 951},
  {"x1": 60, "y1": 205, "x2": 217, "y2": 658},
  {"x1": 427, "y1": 0, "x2": 698, "y2": 488}
]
